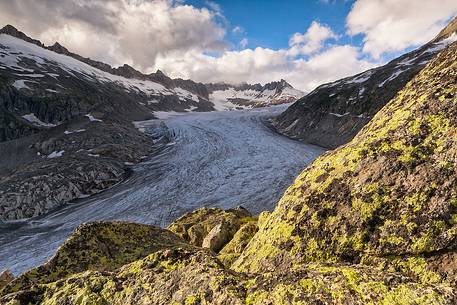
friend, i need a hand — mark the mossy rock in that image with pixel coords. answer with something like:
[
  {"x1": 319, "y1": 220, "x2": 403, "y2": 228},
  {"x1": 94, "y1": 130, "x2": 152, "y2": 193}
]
[
  {"x1": 2, "y1": 248, "x2": 454, "y2": 304},
  {"x1": 168, "y1": 206, "x2": 251, "y2": 249},
  {"x1": 0, "y1": 248, "x2": 247, "y2": 305},
  {"x1": 234, "y1": 42, "x2": 457, "y2": 277},
  {"x1": 2, "y1": 221, "x2": 194, "y2": 295},
  {"x1": 218, "y1": 222, "x2": 258, "y2": 267}
]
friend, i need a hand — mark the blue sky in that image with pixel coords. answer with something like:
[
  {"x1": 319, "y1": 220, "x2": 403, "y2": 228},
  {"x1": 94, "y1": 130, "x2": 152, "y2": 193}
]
[
  {"x1": 2, "y1": 0, "x2": 456, "y2": 91},
  {"x1": 190, "y1": 0, "x2": 361, "y2": 50}
]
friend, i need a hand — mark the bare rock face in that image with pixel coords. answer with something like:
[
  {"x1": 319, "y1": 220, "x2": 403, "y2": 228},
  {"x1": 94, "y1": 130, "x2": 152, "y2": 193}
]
[
  {"x1": 274, "y1": 16, "x2": 457, "y2": 149},
  {"x1": 168, "y1": 206, "x2": 252, "y2": 248},
  {"x1": 0, "y1": 157, "x2": 126, "y2": 220},
  {"x1": 202, "y1": 221, "x2": 238, "y2": 252},
  {"x1": 0, "y1": 270, "x2": 14, "y2": 290}
]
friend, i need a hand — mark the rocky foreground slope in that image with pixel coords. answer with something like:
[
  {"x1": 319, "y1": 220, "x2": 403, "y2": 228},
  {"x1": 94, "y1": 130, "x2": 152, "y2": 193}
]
[
  {"x1": 274, "y1": 16, "x2": 457, "y2": 149},
  {"x1": 0, "y1": 25, "x2": 302, "y2": 221},
  {"x1": 1, "y1": 30, "x2": 456, "y2": 305}
]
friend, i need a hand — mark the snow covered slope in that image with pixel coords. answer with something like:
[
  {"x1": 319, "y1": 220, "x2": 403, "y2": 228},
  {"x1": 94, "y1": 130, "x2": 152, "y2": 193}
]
[
  {"x1": 208, "y1": 80, "x2": 303, "y2": 110},
  {"x1": 0, "y1": 24, "x2": 303, "y2": 138}
]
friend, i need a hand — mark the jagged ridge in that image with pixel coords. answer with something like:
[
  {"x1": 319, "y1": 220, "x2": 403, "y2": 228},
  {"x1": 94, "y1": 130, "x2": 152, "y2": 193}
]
[{"x1": 273, "y1": 16, "x2": 457, "y2": 149}]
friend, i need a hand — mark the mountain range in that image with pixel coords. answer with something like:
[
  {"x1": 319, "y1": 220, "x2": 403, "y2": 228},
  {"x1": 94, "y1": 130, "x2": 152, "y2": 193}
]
[
  {"x1": 1, "y1": 16, "x2": 456, "y2": 305},
  {"x1": 0, "y1": 24, "x2": 303, "y2": 142},
  {"x1": 0, "y1": 25, "x2": 302, "y2": 221}
]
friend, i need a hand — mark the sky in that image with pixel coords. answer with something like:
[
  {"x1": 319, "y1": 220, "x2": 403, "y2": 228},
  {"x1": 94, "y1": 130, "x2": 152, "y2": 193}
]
[{"x1": 0, "y1": 0, "x2": 456, "y2": 92}]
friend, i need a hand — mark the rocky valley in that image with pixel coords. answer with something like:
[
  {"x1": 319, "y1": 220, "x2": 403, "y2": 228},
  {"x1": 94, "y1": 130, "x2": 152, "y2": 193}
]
[
  {"x1": 0, "y1": 25, "x2": 303, "y2": 221},
  {"x1": 0, "y1": 5, "x2": 456, "y2": 305}
]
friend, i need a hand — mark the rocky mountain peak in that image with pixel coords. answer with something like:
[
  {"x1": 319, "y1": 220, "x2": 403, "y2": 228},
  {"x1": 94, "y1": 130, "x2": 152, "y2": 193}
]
[
  {"x1": 0, "y1": 24, "x2": 44, "y2": 47},
  {"x1": 148, "y1": 69, "x2": 174, "y2": 87},
  {"x1": 112, "y1": 63, "x2": 145, "y2": 79},
  {"x1": 47, "y1": 41, "x2": 70, "y2": 54}
]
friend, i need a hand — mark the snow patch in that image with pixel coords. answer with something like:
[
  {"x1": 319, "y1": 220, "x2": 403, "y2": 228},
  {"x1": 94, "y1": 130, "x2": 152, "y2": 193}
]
[
  {"x1": 85, "y1": 114, "x2": 103, "y2": 122},
  {"x1": 186, "y1": 105, "x2": 198, "y2": 112},
  {"x1": 13, "y1": 80, "x2": 34, "y2": 90},
  {"x1": 13, "y1": 73, "x2": 45, "y2": 78},
  {"x1": 329, "y1": 112, "x2": 350, "y2": 118},
  {"x1": 422, "y1": 33, "x2": 457, "y2": 55},
  {"x1": 47, "y1": 150, "x2": 65, "y2": 158},
  {"x1": 174, "y1": 87, "x2": 199, "y2": 102},
  {"x1": 358, "y1": 87, "x2": 366, "y2": 96},
  {"x1": 22, "y1": 113, "x2": 56, "y2": 127},
  {"x1": 344, "y1": 70, "x2": 373, "y2": 84},
  {"x1": 64, "y1": 129, "x2": 85, "y2": 135},
  {"x1": 378, "y1": 69, "x2": 406, "y2": 87},
  {"x1": 153, "y1": 111, "x2": 188, "y2": 119}
]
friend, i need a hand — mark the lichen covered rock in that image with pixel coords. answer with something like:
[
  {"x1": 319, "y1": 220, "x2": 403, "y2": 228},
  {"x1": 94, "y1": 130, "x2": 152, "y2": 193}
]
[
  {"x1": 2, "y1": 248, "x2": 454, "y2": 304},
  {"x1": 218, "y1": 221, "x2": 259, "y2": 267},
  {"x1": 2, "y1": 221, "x2": 194, "y2": 295},
  {"x1": 168, "y1": 206, "x2": 252, "y2": 250},
  {"x1": 233, "y1": 42, "x2": 457, "y2": 281}
]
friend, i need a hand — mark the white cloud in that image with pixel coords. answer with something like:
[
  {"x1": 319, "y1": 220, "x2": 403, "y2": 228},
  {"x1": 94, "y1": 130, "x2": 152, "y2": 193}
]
[
  {"x1": 0, "y1": 0, "x2": 227, "y2": 70},
  {"x1": 239, "y1": 38, "x2": 249, "y2": 48},
  {"x1": 288, "y1": 21, "x2": 339, "y2": 56},
  {"x1": 0, "y1": 1, "x2": 376, "y2": 92},
  {"x1": 347, "y1": 0, "x2": 457, "y2": 58},
  {"x1": 232, "y1": 26, "x2": 244, "y2": 34},
  {"x1": 155, "y1": 44, "x2": 374, "y2": 92}
]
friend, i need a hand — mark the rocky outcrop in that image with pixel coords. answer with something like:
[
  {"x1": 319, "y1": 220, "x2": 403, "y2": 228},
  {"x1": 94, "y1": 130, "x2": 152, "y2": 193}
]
[
  {"x1": 2, "y1": 249, "x2": 453, "y2": 304},
  {"x1": 0, "y1": 117, "x2": 157, "y2": 221},
  {"x1": 1, "y1": 221, "x2": 196, "y2": 296},
  {"x1": 0, "y1": 157, "x2": 126, "y2": 220},
  {"x1": 218, "y1": 221, "x2": 258, "y2": 266},
  {"x1": 234, "y1": 41, "x2": 457, "y2": 286},
  {"x1": 273, "y1": 16, "x2": 457, "y2": 149},
  {"x1": 168, "y1": 206, "x2": 252, "y2": 249}
]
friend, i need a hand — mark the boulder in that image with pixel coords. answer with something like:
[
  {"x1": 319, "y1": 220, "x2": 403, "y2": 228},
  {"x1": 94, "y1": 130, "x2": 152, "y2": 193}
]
[{"x1": 168, "y1": 206, "x2": 252, "y2": 249}]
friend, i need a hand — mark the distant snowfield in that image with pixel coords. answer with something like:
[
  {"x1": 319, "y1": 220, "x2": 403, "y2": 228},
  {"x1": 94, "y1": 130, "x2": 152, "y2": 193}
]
[{"x1": 0, "y1": 105, "x2": 324, "y2": 275}]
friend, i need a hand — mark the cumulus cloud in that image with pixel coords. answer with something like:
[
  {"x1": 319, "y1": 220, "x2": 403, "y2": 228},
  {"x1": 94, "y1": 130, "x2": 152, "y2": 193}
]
[
  {"x1": 239, "y1": 38, "x2": 249, "y2": 48},
  {"x1": 347, "y1": 0, "x2": 457, "y2": 58},
  {"x1": 232, "y1": 26, "x2": 244, "y2": 34},
  {"x1": 154, "y1": 44, "x2": 374, "y2": 92},
  {"x1": 0, "y1": 0, "x2": 377, "y2": 91},
  {"x1": 151, "y1": 21, "x2": 373, "y2": 92},
  {"x1": 0, "y1": 0, "x2": 227, "y2": 69},
  {"x1": 288, "y1": 21, "x2": 339, "y2": 56}
]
